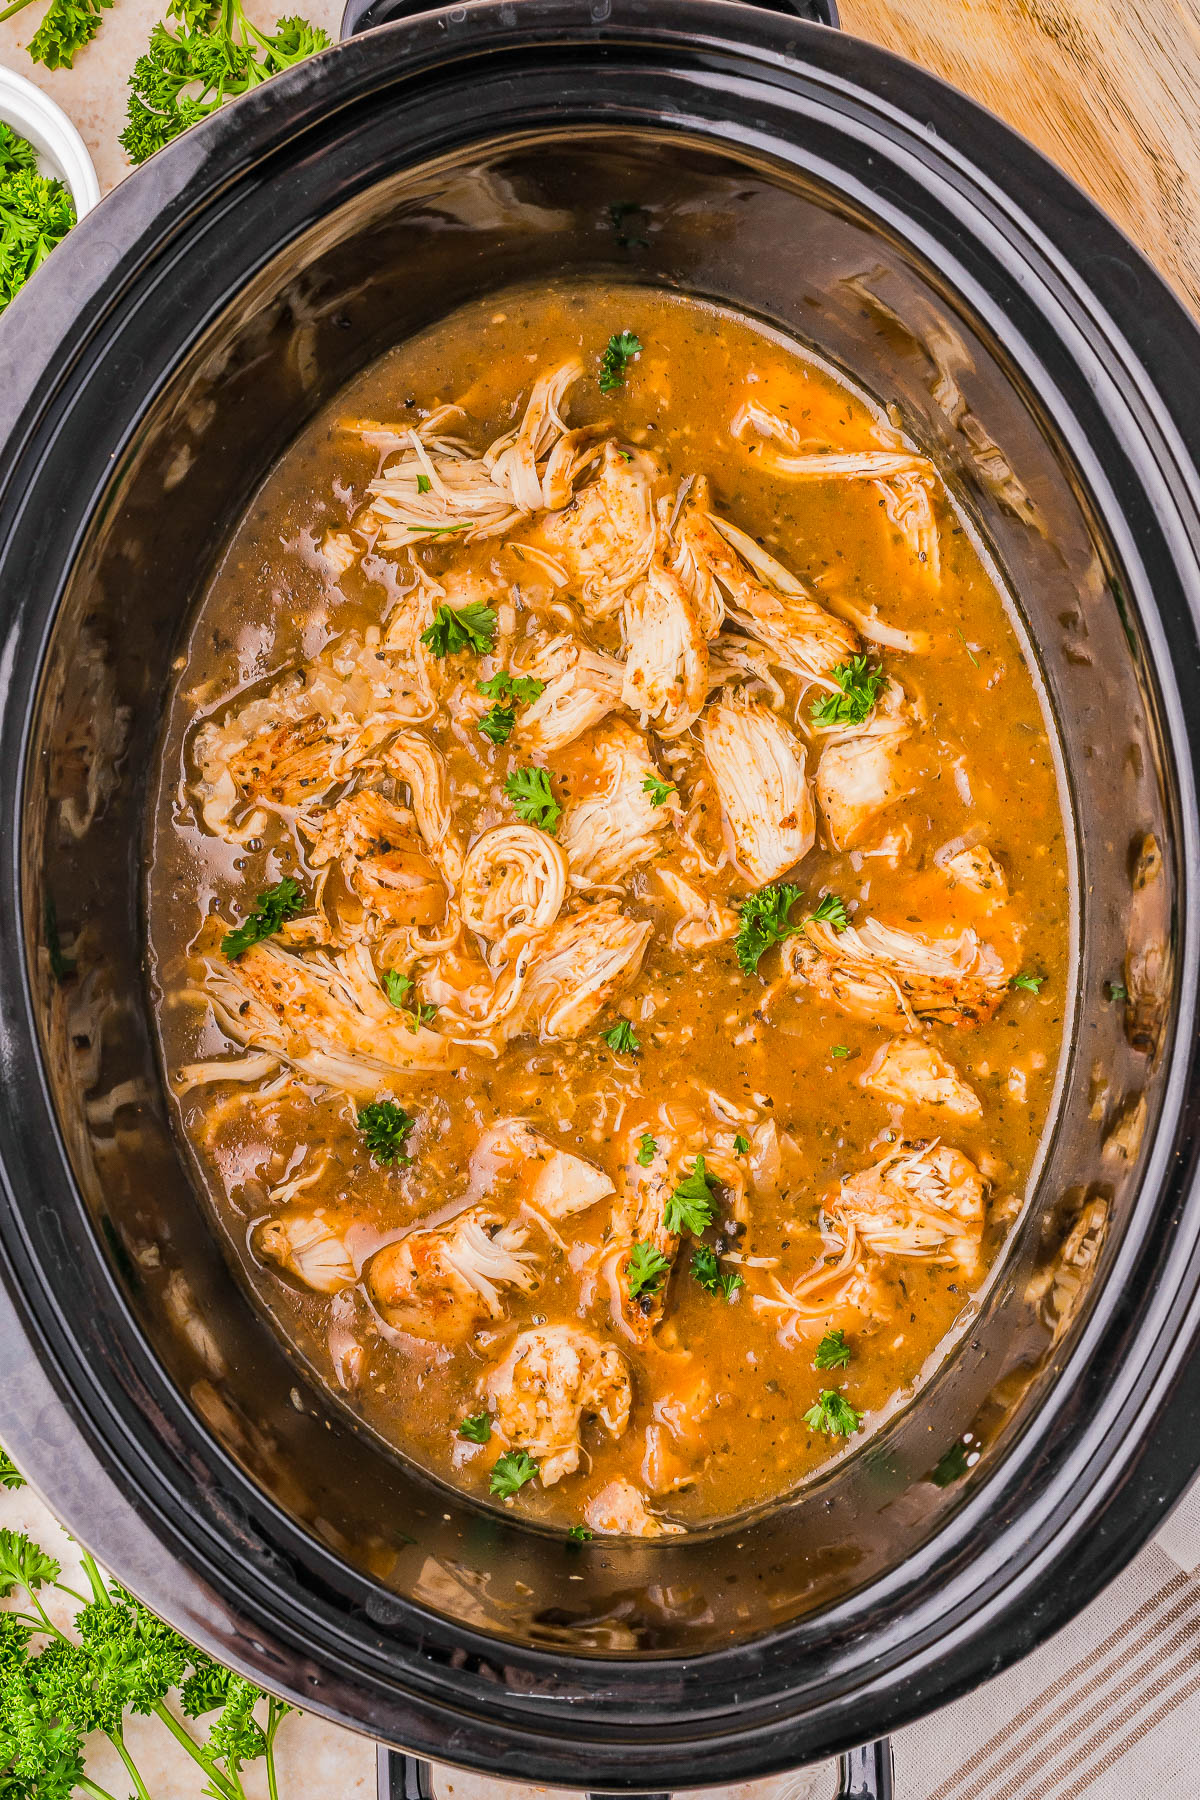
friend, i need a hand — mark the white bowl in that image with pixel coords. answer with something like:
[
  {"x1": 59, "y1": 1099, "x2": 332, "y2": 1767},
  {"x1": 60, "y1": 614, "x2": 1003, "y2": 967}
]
[{"x1": 0, "y1": 61, "x2": 99, "y2": 215}]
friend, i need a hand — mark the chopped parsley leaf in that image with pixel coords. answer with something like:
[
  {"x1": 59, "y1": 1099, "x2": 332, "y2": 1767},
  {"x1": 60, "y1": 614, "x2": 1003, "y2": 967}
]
[
  {"x1": 490, "y1": 1449, "x2": 539, "y2": 1498},
  {"x1": 477, "y1": 669, "x2": 546, "y2": 705},
  {"x1": 664, "y1": 1155, "x2": 717, "y2": 1237},
  {"x1": 831, "y1": 1045, "x2": 851, "y2": 1059},
  {"x1": 810, "y1": 656, "x2": 885, "y2": 728},
  {"x1": 642, "y1": 773, "x2": 676, "y2": 807},
  {"x1": 382, "y1": 968, "x2": 413, "y2": 1008},
  {"x1": 403, "y1": 1001, "x2": 438, "y2": 1035},
  {"x1": 636, "y1": 1132, "x2": 658, "y2": 1167},
  {"x1": 1011, "y1": 971, "x2": 1045, "y2": 994},
  {"x1": 598, "y1": 330, "x2": 642, "y2": 392},
  {"x1": 691, "y1": 1245, "x2": 743, "y2": 1301},
  {"x1": 1107, "y1": 980, "x2": 1128, "y2": 1002},
  {"x1": 478, "y1": 703, "x2": 516, "y2": 745},
  {"x1": 804, "y1": 1390, "x2": 862, "y2": 1437},
  {"x1": 221, "y1": 876, "x2": 304, "y2": 959},
  {"x1": 735, "y1": 881, "x2": 803, "y2": 974},
  {"x1": 416, "y1": 473, "x2": 431, "y2": 493},
  {"x1": 814, "y1": 1327, "x2": 851, "y2": 1371},
  {"x1": 627, "y1": 1240, "x2": 671, "y2": 1298},
  {"x1": 567, "y1": 1523, "x2": 593, "y2": 1542},
  {"x1": 458, "y1": 1411, "x2": 492, "y2": 1444},
  {"x1": 733, "y1": 1133, "x2": 750, "y2": 1155},
  {"x1": 810, "y1": 892, "x2": 850, "y2": 931},
  {"x1": 505, "y1": 765, "x2": 561, "y2": 834},
  {"x1": 420, "y1": 600, "x2": 497, "y2": 657},
  {"x1": 603, "y1": 1018, "x2": 640, "y2": 1055},
  {"x1": 356, "y1": 1100, "x2": 416, "y2": 1167}
]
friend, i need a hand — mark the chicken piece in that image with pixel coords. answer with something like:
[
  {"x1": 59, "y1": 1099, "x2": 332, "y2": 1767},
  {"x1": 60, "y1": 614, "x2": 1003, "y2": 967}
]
[
  {"x1": 460, "y1": 824, "x2": 568, "y2": 944},
  {"x1": 319, "y1": 529, "x2": 358, "y2": 578},
  {"x1": 516, "y1": 635, "x2": 625, "y2": 754},
  {"x1": 701, "y1": 694, "x2": 815, "y2": 885},
  {"x1": 519, "y1": 901, "x2": 652, "y2": 1039},
  {"x1": 473, "y1": 1119, "x2": 614, "y2": 1219},
  {"x1": 485, "y1": 1325, "x2": 632, "y2": 1485},
  {"x1": 304, "y1": 790, "x2": 447, "y2": 929},
  {"x1": 204, "y1": 938, "x2": 457, "y2": 1090},
  {"x1": 609, "y1": 1144, "x2": 680, "y2": 1345},
  {"x1": 255, "y1": 1208, "x2": 357, "y2": 1293},
  {"x1": 784, "y1": 917, "x2": 1007, "y2": 1030},
  {"x1": 828, "y1": 1140, "x2": 988, "y2": 1272},
  {"x1": 814, "y1": 683, "x2": 916, "y2": 851},
  {"x1": 861, "y1": 1038, "x2": 983, "y2": 1121},
  {"x1": 621, "y1": 561, "x2": 709, "y2": 737},
  {"x1": 656, "y1": 869, "x2": 739, "y2": 950},
  {"x1": 223, "y1": 714, "x2": 349, "y2": 816},
  {"x1": 359, "y1": 362, "x2": 587, "y2": 546},
  {"x1": 558, "y1": 720, "x2": 673, "y2": 888},
  {"x1": 367, "y1": 1206, "x2": 537, "y2": 1343},
  {"x1": 536, "y1": 443, "x2": 657, "y2": 618},
  {"x1": 940, "y1": 843, "x2": 1008, "y2": 905},
  {"x1": 382, "y1": 731, "x2": 463, "y2": 885},
  {"x1": 675, "y1": 491, "x2": 859, "y2": 682},
  {"x1": 730, "y1": 399, "x2": 929, "y2": 480},
  {"x1": 585, "y1": 1479, "x2": 685, "y2": 1538}
]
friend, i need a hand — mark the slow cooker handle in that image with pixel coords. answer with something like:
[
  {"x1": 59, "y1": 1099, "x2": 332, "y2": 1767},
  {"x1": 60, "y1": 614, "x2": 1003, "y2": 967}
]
[{"x1": 376, "y1": 1739, "x2": 893, "y2": 1798}]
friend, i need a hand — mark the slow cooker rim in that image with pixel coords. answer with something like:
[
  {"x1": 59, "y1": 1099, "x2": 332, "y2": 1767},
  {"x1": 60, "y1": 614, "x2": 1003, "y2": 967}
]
[{"x1": 1, "y1": 3, "x2": 1199, "y2": 1783}]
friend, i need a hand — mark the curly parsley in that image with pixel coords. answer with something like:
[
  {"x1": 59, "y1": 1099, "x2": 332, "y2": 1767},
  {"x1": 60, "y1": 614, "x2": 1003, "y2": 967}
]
[
  {"x1": 0, "y1": 127, "x2": 76, "y2": 315},
  {"x1": 420, "y1": 600, "x2": 497, "y2": 657},
  {"x1": 1011, "y1": 971, "x2": 1045, "y2": 993},
  {"x1": 664, "y1": 1155, "x2": 717, "y2": 1237},
  {"x1": 476, "y1": 669, "x2": 546, "y2": 745},
  {"x1": 804, "y1": 1390, "x2": 862, "y2": 1437},
  {"x1": 220, "y1": 876, "x2": 304, "y2": 959},
  {"x1": 814, "y1": 1327, "x2": 851, "y2": 1370},
  {"x1": 490, "y1": 1449, "x2": 539, "y2": 1498},
  {"x1": 598, "y1": 330, "x2": 642, "y2": 392},
  {"x1": 356, "y1": 1099, "x2": 416, "y2": 1166},
  {"x1": 734, "y1": 882, "x2": 803, "y2": 974},
  {"x1": 504, "y1": 765, "x2": 561, "y2": 834},
  {"x1": 810, "y1": 655, "x2": 885, "y2": 727},
  {"x1": 810, "y1": 891, "x2": 850, "y2": 931}
]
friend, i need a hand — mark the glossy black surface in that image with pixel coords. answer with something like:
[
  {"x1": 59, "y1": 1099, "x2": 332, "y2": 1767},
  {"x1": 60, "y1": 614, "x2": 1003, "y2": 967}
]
[{"x1": 0, "y1": 2, "x2": 1197, "y2": 1788}]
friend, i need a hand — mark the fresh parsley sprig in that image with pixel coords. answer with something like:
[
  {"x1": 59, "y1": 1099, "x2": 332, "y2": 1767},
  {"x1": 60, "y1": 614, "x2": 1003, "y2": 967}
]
[
  {"x1": 804, "y1": 1390, "x2": 862, "y2": 1437},
  {"x1": 504, "y1": 766, "x2": 561, "y2": 834},
  {"x1": 664, "y1": 1155, "x2": 717, "y2": 1237},
  {"x1": 0, "y1": 128, "x2": 76, "y2": 315},
  {"x1": 691, "y1": 1245, "x2": 742, "y2": 1301},
  {"x1": 636, "y1": 1132, "x2": 657, "y2": 1167},
  {"x1": 734, "y1": 883, "x2": 850, "y2": 974},
  {"x1": 598, "y1": 330, "x2": 642, "y2": 392},
  {"x1": 810, "y1": 656, "x2": 885, "y2": 727},
  {"x1": 814, "y1": 1327, "x2": 851, "y2": 1370},
  {"x1": 421, "y1": 600, "x2": 497, "y2": 658},
  {"x1": 602, "y1": 1018, "x2": 640, "y2": 1055},
  {"x1": 642, "y1": 773, "x2": 675, "y2": 807},
  {"x1": 220, "y1": 876, "x2": 304, "y2": 959},
  {"x1": 1011, "y1": 971, "x2": 1045, "y2": 994},
  {"x1": 121, "y1": 0, "x2": 331, "y2": 165},
  {"x1": 490, "y1": 1450, "x2": 539, "y2": 1499},
  {"x1": 356, "y1": 1099, "x2": 416, "y2": 1166},
  {"x1": 627, "y1": 1240, "x2": 671, "y2": 1299},
  {"x1": 458, "y1": 1411, "x2": 492, "y2": 1444}
]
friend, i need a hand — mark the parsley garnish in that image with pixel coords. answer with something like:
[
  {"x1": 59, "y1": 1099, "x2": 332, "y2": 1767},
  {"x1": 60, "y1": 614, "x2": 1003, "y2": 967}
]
[
  {"x1": 637, "y1": 1132, "x2": 658, "y2": 1167},
  {"x1": 383, "y1": 968, "x2": 413, "y2": 1008},
  {"x1": 1012, "y1": 971, "x2": 1045, "y2": 993},
  {"x1": 478, "y1": 670, "x2": 546, "y2": 705},
  {"x1": 831, "y1": 1045, "x2": 850, "y2": 1059},
  {"x1": 416, "y1": 473, "x2": 432, "y2": 493},
  {"x1": 403, "y1": 1002, "x2": 437, "y2": 1034},
  {"x1": 642, "y1": 773, "x2": 675, "y2": 807},
  {"x1": 664, "y1": 1155, "x2": 717, "y2": 1236},
  {"x1": 504, "y1": 765, "x2": 561, "y2": 833},
  {"x1": 603, "y1": 1019, "x2": 641, "y2": 1054},
  {"x1": 490, "y1": 1449, "x2": 539, "y2": 1498},
  {"x1": 221, "y1": 876, "x2": 304, "y2": 959},
  {"x1": 733, "y1": 1133, "x2": 750, "y2": 1155},
  {"x1": 627, "y1": 1240, "x2": 672, "y2": 1298},
  {"x1": 478, "y1": 704, "x2": 516, "y2": 744},
  {"x1": 598, "y1": 330, "x2": 642, "y2": 392},
  {"x1": 804, "y1": 1390, "x2": 862, "y2": 1437},
  {"x1": 1107, "y1": 980, "x2": 1128, "y2": 1002},
  {"x1": 810, "y1": 656, "x2": 885, "y2": 727},
  {"x1": 356, "y1": 1100, "x2": 416, "y2": 1166},
  {"x1": 458, "y1": 1411, "x2": 492, "y2": 1444},
  {"x1": 814, "y1": 1328, "x2": 851, "y2": 1370},
  {"x1": 810, "y1": 892, "x2": 850, "y2": 931},
  {"x1": 421, "y1": 600, "x2": 497, "y2": 657},
  {"x1": 691, "y1": 1245, "x2": 743, "y2": 1301},
  {"x1": 0, "y1": 132, "x2": 76, "y2": 314},
  {"x1": 567, "y1": 1523, "x2": 593, "y2": 1542},
  {"x1": 121, "y1": 0, "x2": 330, "y2": 164},
  {"x1": 735, "y1": 882, "x2": 803, "y2": 973},
  {"x1": 0, "y1": 1448, "x2": 24, "y2": 1490}
]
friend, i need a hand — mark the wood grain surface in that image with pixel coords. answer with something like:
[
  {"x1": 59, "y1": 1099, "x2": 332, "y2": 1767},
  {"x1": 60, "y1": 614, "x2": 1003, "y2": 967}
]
[{"x1": 840, "y1": 0, "x2": 1200, "y2": 317}]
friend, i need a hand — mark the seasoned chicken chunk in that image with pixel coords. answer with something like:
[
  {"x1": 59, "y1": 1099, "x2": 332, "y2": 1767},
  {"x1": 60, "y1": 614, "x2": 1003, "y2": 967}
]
[
  {"x1": 828, "y1": 1140, "x2": 988, "y2": 1272},
  {"x1": 367, "y1": 1206, "x2": 536, "y2": 1342},
  {"x1": 516, "y1": 634, "x2": 624, "y2": 754},
  {"x1": 205, "y1": 938, "x2": 457, "y2": 1090},
  {"x1": 255, "y1": 1207, "x2": 358, "y2": 1293},
  {"x1": 519, "y1": 901, "x2": 652, "y2": 1039},
  {"x1": 814, "y1": 682, "x2": 917, "y2": 851},
  {"x1": 861, "y1": 1038, "x2": 983, "y2": 1121},
  {"x1": 559, "y1": 720, "x2": 672, "y2": 888},
  {"x1": 536, "y1": 443, "x2": 657, "y2": 618},
  {"x1": 610, "y1": 1152, "x2": 679, "y2": 1345},
  {"x1": 784, "y1": 917, "x2": 1007, "y2": 1030},
  {"x1": 304, "y1": 790, "x2": 447, "y2": 929},
  {"x1": 486, "y1": 1325, "x2": 632, "y2": 1485},
  {"x1": 585, "y1": 1479, "x2": 684, "y2": 1538},
  {"x1": 474, "y1": 1119, "x2": 615, "y2": 1218},
  {"x1": 621, "y1": 561, "x2": 709, "y2": 737},
  {"x1": 940, "y1": 843, "x2": 1008, "y2": 905},
  {"x1": 460, "y1": 824, "x2": 568, "y2": 944},
  {"x1": 382, "y1": 731, "x2": 463, "y2": 885},
  {"x1": 656, "y1": 869, "x2": 739, "y2": 950},
  {"x1": 701, "y1": 694, "x2": 815, "y2": 885}
]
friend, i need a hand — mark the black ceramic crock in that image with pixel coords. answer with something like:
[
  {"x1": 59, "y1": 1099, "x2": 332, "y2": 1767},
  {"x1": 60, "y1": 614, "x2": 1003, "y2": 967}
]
[{"x1": 1, "y1": 3, "x2": 1199, "y2": 1796}]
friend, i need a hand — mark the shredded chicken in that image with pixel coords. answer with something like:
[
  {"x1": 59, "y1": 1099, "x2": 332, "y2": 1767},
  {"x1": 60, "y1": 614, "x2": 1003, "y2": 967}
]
[
  {"x1": 814, "y1": 682, "x2": 917, "y2": 851},
  {"x1": 460, "y1": 824, "x2": 568, "y2": 944},
  {"x1": 518, "y1": 901, "x2": 652, "y2": 1039},
  {"x1": 621, "y1": 561, "x2": 709, "y2": 737},
  {"x1": 486, "y1": 1325, "x2": 632, "y2": 1485},
  {"x1": 516, "y1": 634, "x2": 624, "y2": 753},
  {"x1": 585, "y1": 1478, "x2": 684, "y2": 1537},
  {"x1": 702, "y1": 693, "x2": 815, "y2": 885},
  {"x1": 656, "y1": 869, "x2": 739, "y2": 950},
  {"x1": 940, "y1": 843, "x2": 1008, "y2": 904},
  {"x1": 536, "y1": 443, "x2": 658, "y2": 617},
  {"x1": 383, "y1": 731, "x2": 463, "y2": 886},
  {"x1": 367, "y1": 1206, "x2": 537, "y2": 1341},
  {"x1": 303, "y1": 789, "x2": 447, "y2": 930},
  {"x1": 609, "y1": 1143, "x2": 680, "y2": 1345},
  {"x1": 861, "y1": 1038, "x2": 983, "y2": 1120},
  {"x1": 559, "y1": 720, "x2": 673, "y2": 888},
  {"x1": 784, "y1": 917, "x2": 1008, "y2": 1029},
  {"x1": 256, "y1": 1208, "x2": 357, "y2": 1293},
  {"x1": 474, "y1": 1118, "x2": 615, "y2": 1217},
  {"x1": 828, "y1": 1140, "x2": 988, "y2": 1272}
]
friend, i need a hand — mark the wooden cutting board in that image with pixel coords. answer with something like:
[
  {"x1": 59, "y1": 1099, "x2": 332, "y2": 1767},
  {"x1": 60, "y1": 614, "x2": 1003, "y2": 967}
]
[{"x1": 841, "y1": 0, "x2": 1200, "y2": 319}]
